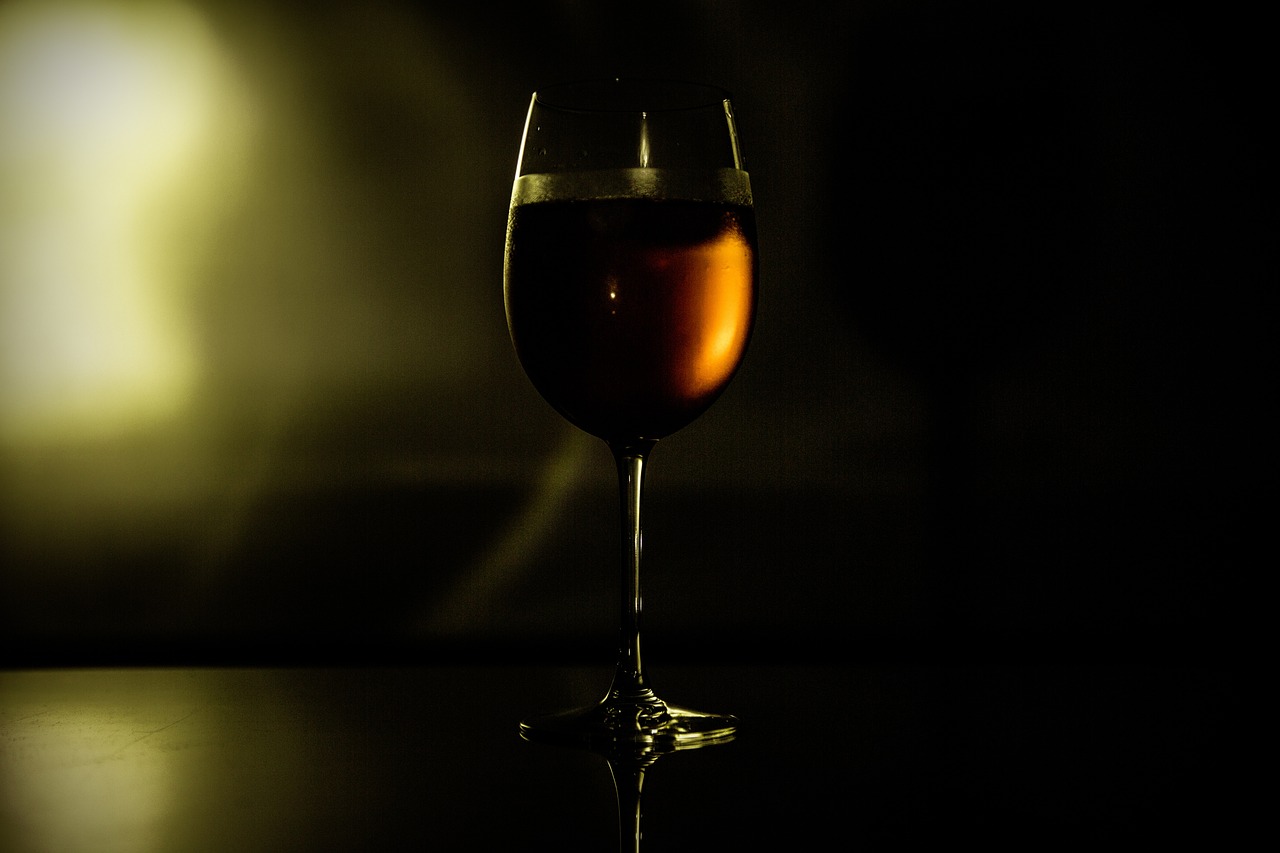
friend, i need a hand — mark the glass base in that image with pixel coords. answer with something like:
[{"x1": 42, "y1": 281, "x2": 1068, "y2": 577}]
[{"x1": 520, "y1": 695, "x2": 737, "y2": 750}]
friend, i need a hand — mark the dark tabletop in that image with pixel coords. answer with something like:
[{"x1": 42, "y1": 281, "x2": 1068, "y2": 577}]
[{"x1": 0, "y1": 657, "x2": 1238, "y2": 851}]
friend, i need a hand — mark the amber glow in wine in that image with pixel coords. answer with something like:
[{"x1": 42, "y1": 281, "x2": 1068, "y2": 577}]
[{"x1": 505, "y1": 178, "x2": 757, "y2": 442}]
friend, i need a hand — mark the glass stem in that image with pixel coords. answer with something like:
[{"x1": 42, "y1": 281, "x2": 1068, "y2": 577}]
[{"x1": 608, "y1": 439, "x2": 658, "y2": 703}]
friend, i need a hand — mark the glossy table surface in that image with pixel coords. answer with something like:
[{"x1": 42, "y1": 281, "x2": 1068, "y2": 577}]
[{"x1": 0, "y1": 658, "x2": 1238, "y2": 850}]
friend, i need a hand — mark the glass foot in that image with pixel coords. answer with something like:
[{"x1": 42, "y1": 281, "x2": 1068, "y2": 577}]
[{"x1": 520, "y1": 695, "x2": 736, "y2": 749}]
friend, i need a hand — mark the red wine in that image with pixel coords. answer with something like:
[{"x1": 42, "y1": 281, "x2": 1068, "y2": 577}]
[{"x1": 505, "y1": 183, "x2": 756, "y2": 442}]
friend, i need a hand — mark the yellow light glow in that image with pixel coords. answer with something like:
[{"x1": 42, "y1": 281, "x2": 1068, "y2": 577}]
[
  {"x1": 0, "y1": 674, "x2": 182, "y2": 852},
  {"x1": 0, "y1": 0, "x2": 248, "y2": 443}
]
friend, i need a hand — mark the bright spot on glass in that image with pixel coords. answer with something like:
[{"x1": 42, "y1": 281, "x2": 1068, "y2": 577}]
[{"x1": 638, "y1": 110, "x2": 650, "y2": 168}]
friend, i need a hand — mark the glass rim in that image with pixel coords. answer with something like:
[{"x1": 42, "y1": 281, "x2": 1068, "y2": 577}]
[{"x1": 532, "y1": 78, "x2": 733, "y2": 113}]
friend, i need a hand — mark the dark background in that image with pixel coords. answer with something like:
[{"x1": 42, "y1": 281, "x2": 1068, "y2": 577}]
[
  {"x1": 0, "y1": 2, "x2": 1257, "y2": 847},
  {"x1": 0, "y1": 0, "x2": 1261, "y2": 667}
]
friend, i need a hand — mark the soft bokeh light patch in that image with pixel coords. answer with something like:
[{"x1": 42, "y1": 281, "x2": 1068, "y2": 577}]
[{"x1": 0, "y1": 0, "x2": 249, "y2": 443}]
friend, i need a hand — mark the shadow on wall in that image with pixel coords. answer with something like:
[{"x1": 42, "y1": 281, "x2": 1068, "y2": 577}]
[
  {"x1": 0, "y1": 1, "x2": 1258, "y2": 662},
  {"x1": 2, "y1": 1, "x2": 916, "y2": 662}
]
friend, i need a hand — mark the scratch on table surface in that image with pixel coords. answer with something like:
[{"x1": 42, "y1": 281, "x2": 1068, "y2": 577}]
[
  {"x1": 8, "y1": 708, "x2": 54, "y2": 724},
  {"x1": 112, "y1": 706, "x2": 203, "y2": 756}
]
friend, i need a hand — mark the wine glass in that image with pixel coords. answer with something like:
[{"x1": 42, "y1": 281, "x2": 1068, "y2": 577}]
[{"x1": 504, "y1": 79, "x2": 756, "y2": 745}]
